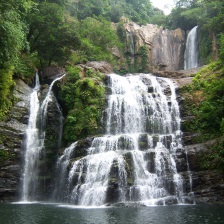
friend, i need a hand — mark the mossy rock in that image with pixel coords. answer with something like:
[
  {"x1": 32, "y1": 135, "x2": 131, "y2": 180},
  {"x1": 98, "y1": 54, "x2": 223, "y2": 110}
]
[
  {"x1": 127, "y1": 177, "x2": 134, "y2": 186},
  {"x1": 74, "y1": 137, "x2": 93, "y2": 158},
  {"x1": 138, "y1": 134, "x2": 148, "y2": 151},
  {"x1": 58, "y1": 66, "x2": 107, "y2": 145},
  {"x1": 152, "y1": 135, "x2": 160, "y2": 148}
]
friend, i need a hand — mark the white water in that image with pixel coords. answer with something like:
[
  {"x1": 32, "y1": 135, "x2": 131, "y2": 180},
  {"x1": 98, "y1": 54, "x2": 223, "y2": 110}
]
[
  {"x1": 56, "y1": 73, "x2": 190, "y2": 206},
  {"x1": 184, "y1": 26, "x2": 199, "y2": 70},
  {"x1": 22, "y1": 74, "x2": 40, "y2": 201},
  {"x1": 126, "y1": 31, "x2": 135, "y2": 68},
  {"x1": 39, "y1": 74, "x2": 66, "y2": 149},
  {"x1": 22, "y1": 74, "x2": 65, "y2": 201},
  {"x1": 40, "y1": 74, "x2": 66, "y2": 123}
]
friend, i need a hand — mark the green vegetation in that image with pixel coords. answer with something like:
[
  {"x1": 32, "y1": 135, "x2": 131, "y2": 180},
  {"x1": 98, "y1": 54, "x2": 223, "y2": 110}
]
[
  {"x1": 167, "y1": 0, "x2": 224, "y2": 31},
  {"x1": 67, "y1": 0, "x2": 161, "y2": 25},
  {"x1": 181, "y1": 59, "x2": 224, "y2": 171},
  {"x1": 27, "y1": 2, "x2": 81, "y2": 67},
  {"x1": 78, "y1": 16, "x2": 121, "y2": 63},
  {"x1": 1, "y1": 0, "x2": 223, "y2": 120},
  {"x1": 0, "y1": 68, "x2": 14, "y2": 119},
  {"x1": 0, "y1": 0, "x2": 31, "y2": 119},
  {"x1": 138, "y1": 45, "x2": 149, "y2": 72},
  {"x1": 0, "y1": 0, "x2": 167, "y2": 121},
  {"x1": 0, "y1": 0, "x2": 122, "y2": 119},
  {"x1": 59, "y1": 66, "x2": 106, "y2": 144},
  {"x1": 0, "y1": 150, "x2": 15, "y2": 164}
]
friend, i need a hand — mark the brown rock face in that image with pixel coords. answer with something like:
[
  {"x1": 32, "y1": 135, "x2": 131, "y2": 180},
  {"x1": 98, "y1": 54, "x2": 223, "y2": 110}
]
[
  {"x1": 152, "y1": 28, "x2": 185, "y2": 71},
  {"x1": 85, "y1": 61, "x2": 113, "y2": 74},
  {"x1": 121, "y1": 22, "x2": 186, "y2": 72}
]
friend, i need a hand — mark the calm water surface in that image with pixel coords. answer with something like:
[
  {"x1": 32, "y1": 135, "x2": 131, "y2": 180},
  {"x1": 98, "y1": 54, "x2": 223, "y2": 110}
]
[{"x1": 0, "y1": 203, "x2": 224, "y2": 224}]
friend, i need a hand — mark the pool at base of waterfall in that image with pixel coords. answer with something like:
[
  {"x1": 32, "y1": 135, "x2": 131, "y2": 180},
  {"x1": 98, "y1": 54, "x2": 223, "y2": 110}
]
[{"x1": 1, "y1": 203, "x2": 224, "y2": 224}]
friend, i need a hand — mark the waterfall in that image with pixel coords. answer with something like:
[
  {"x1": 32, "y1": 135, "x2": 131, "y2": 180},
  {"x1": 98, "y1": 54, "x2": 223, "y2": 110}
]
[
  {"x1": 55, "y1": 73, "x2": 191, "y2": 206},
  {"x1": 39, "y1": 74, "x2": 66, "y2": 150},
  {"x1": 184, "y1": 26, "x2": 199, "y2": 70},
  {"x1": 40, "y1": 74, "x2": 66, "y2": 124},
  {"x1": 127, "y1": 31, "x2": 135, "y2": 56},
  {"x1": 126, "y1": 31, "x2": 135, "y2": 70},
  {"x1": 22, "y1": 74, "x2": 40, "y2": 201},
  {"x1": 21, "y1": 74, "x2": 65, "y2": 201}
]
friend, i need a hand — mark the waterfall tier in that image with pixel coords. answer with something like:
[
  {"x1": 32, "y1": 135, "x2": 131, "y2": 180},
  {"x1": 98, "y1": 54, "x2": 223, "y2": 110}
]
[
  {"x1": 184, "y1": 26, "x2": 199, "y2": 70},
  {"x1": 55, "y1": 73, "x2": 192, "y2": 206}
]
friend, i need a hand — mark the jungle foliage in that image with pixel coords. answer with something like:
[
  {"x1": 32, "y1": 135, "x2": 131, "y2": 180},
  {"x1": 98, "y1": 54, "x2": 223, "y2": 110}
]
[
  {"x1": 0, "y1": 0, "x2": 122, "y2": 119},
  {"x1": 181, "y1": 58, "x2": 224, "y2": 171},
  {"x1": 58, "y1": 66, "x2": 106, "y2": 144}
]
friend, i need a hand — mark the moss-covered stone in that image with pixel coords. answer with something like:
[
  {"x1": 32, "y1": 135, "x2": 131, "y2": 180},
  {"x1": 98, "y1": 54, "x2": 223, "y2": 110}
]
[
  {"x1": 58, "y1": 65, "x2": 106, "y2": 145},
  {"x1": 138, "y1": 133, "x2": 148, "y2": 151},
  {"x1": 152, "y1": 135, "x2": 160, "y2": 148},
  {"x1": 123, "y1": 152, "x2": 135, "y2": 186}
]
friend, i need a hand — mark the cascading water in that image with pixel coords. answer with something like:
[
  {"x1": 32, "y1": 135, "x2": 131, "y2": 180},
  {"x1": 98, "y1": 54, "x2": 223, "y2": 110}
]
[
  {"x1": 127, "y1": 31, "x2": 135, "y2": 56},
  {"x1": 184, "y1": 26, "x2": 199, "y2": 70},
  {"x1": 126, "y1": 31, "x2": 135, "y2": 69},
  {"x1": 55, "y1": 73, "x2": 192, "y2": 206},
  {"x1": 39, "y1": 74, "x2": 66, "y2": 150},
  {"x1": 21, "y1": 74, "x2": 65, "y2": 201},
  {"x1": 22, "y1": 74, "x2": 40, "y2": 201}
]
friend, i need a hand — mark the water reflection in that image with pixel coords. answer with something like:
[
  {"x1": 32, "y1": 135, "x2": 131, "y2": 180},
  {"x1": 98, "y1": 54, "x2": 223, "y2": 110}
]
[{"x1": 1, "y1": 203, "x2": 224, "y2": 224}]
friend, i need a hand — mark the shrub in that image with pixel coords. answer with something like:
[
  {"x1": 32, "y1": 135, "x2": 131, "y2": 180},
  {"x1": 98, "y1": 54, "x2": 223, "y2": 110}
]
[{"x1": 59, "y1": 66, "x2": 106, "y2": 145}]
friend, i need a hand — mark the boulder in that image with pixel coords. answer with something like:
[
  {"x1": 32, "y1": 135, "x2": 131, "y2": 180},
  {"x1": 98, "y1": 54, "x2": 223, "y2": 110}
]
[
  {"x1": 40, "y1": 65, "x2": 65, "y2": 84},
  {"x1": 85, "y1": 61, "x2": 113, "y2": 74}
]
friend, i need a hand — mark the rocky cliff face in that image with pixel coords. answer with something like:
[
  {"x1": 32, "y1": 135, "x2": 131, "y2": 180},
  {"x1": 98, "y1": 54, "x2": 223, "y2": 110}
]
[
  {"x1": 174, "y1": 74, "x2": 224, "y2": 204},
  {"x1": 0, "y1": 79, "x2": 31, "y2": 202},
  {"x1": 114, "y1": 22, "x2": 185, "y2": 72},
  {"x1": 184, "y1": 141, "x2": 224, "y2": 204}
]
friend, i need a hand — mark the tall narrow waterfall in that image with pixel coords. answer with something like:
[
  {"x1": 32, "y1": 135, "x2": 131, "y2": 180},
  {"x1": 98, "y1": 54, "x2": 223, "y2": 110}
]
[
  {"x1": 184, "y1": 26, "x2": 199, "y2": 70},
  {"x1": 22, "y1": 74, "x2": 40, "y2": 201},
  {"x1": 126, "y1": 31, "x2": 135, "y2": 71},
  {"x1": 22, "y1": 74, "x2": 65, "y2": 201},
  {"x1": 55, "y1": 73, "x2": 191, "y2": 206}
]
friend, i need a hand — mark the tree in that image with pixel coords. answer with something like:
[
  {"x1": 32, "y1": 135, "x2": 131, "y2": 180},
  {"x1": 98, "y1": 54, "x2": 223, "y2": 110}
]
[
  {"x1": 78, "y1": 16, "x2": 121, "y2": 62},
  {"x1": 67, "y1": 0, "x2": 158, "y2": 24},
  {"x1": 27, "y1": 2, "x2": 81, "y2": 67},
  {"x1": 0, "y1": 0, "x2": 32, "y2": 119},
  {"x1": 169, "y1": 0, "x2": 224, "y2": 32},
  {"x1": 0, "y1": 0, "x2": 31, "y2": 68}
]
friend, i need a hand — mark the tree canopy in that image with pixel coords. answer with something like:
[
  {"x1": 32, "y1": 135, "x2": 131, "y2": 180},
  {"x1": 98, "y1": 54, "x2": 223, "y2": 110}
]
[
  {"x1": 0, "y1": 0, "x2": 224, "y2": 120},
  {"x1": 168, "y1": 0, "x2": 224, "y2": 32}
]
